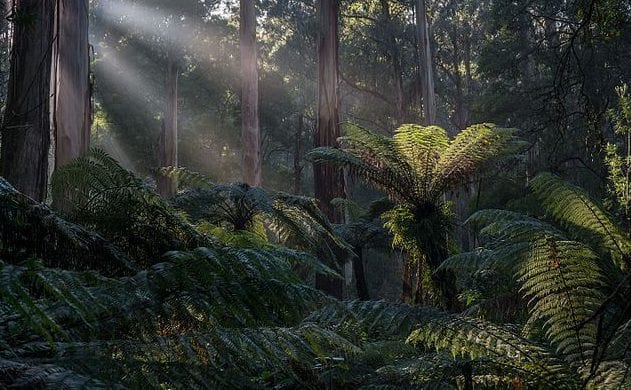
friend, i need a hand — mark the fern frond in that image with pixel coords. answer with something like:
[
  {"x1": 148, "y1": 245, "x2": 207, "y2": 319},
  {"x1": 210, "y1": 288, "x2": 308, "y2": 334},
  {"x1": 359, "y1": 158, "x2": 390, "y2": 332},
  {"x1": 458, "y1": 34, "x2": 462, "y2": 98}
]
[
  {"x1": 51, "y1": 149, "x2": 213, "y2": 266},
  {"x1": 393, "y1": 124, "x2": 448, "y2": 199},
  {"x1": 407, "y1": 313, "x2": 578, "y2": 388},
  {"x1": 530, "y1": 173, "x2": 631, "y2": 270},
  {"x1": 0, "y1": 178, "x2": 134, "y2": 274},
  {"x1": 159, "y1": 166, "x2": 214, "y2": 189},
  {"x1": 432, "y1": 124, "x2": 515, "y2": 196}
]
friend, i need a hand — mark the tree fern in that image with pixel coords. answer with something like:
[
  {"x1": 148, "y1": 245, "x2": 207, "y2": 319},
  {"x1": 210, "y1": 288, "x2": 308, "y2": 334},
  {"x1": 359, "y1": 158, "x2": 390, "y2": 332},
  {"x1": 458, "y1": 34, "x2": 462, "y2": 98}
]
[
  {"x1": 426, "y1": 173, "x2": 631, "y2": 388},
  {"x1": 309, "y1": 123, "x2": 517, "y2": 306},
  {"x1": 51, "y1": 149, "x2": 214, "y2": 266}
]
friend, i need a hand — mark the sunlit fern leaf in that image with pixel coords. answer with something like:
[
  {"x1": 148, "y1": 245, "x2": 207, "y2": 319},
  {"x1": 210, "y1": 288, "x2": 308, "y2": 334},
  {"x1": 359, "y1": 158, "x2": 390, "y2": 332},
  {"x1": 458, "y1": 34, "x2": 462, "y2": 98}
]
[
  {"x1": 432, "y1": 124, "x2": 515, "y2": 197},
  {"x1": 393, "y1": 124, "x2": 449, "y2": 199},
  {"x1": 517, "y1": 239, "x2": 607, "y2": 371},
  {"x1": 159, "y1": 166, "x2": 214, "y2": 189},
  {"x1": 530, "y1": 173, "x2": 631, "y2": 270},
  {"x1": 586, "y1": 360, "x2": 631, "y2": 388},
  {"x1": 407, "y1": 313, "x2": 578, "y2": 389}
]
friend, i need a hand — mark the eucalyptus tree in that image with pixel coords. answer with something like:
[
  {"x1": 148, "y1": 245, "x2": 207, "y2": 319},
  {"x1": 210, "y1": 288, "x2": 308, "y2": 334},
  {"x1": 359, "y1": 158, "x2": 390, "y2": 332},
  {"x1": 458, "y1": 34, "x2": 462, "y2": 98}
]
[
  {"x1": 240, "y1": 0, "x2": 262, "y2": 186},
  {"x1": 54, "y1": 0, "x2": 91, "y2": 169},
  {"x1": 90, "y1": 0, "x2": 211, "y2": 195},
  {"x1": 314, "y1": 0, "x2": 345, "y2": 298},
  {"x1": 416, "y1": 0, "x2": 436, "y2": 125},
  {"x1": 1, "y1": 0, "x2": 56, "y2": 201}
]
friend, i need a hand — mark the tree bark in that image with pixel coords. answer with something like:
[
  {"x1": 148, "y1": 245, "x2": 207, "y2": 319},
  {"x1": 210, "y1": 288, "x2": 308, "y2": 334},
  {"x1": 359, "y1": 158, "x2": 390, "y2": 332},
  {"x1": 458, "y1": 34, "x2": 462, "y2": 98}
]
[
  {"x1": 352, "y1": 246, "x2": 369, "y2": 300},
  {"x1": 1, "y1": 0, "x2": 55, "y2": 202},
  {"x1": 240, "y1": 0, "x2": 262, "y2": 187},
  {"x1": 416, "y1": 0, "x2": 436, "y2": 125},
  {"x1": 293, "y1": 113, "x2": 303, "y2": 194},
  {"x1": 380, "y1": 0, "x2": 405, "y2": 126},
  {"x1": 315, "y1": 0, "x2": 345, "y2": 299},
  {"x1": 157, "y1": 53, "x2": 178, "y2": 198},
  {"x1": 451, "y1": 25, "x2": 467, "y2": 130},
  {"x1": 54, "y1": 0, "x2": 90, "y2": 169}
]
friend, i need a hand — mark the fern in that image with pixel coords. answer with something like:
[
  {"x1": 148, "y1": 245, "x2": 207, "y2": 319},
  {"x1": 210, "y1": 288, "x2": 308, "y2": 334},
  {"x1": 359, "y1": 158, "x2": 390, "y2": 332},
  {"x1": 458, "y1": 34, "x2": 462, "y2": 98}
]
[
  {"x1": 309, "y1": 123, "x2": 517, "y2": 306},
  {"x1": 0, "y1": 177, "x2": 134, "y2": 275},
  {"x1": 424, "y1": 173, "x2": 631, "y2": 388},
  {"x1": 51, "y1": 149, "x2": 214, "y2": 266}
]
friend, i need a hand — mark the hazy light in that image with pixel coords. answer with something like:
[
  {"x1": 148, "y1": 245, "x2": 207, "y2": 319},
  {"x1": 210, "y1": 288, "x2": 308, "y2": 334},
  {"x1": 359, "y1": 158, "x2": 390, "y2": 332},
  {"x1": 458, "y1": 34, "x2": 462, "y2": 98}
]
[{"x1": 98, "y1": 0, "x2": 226, "y2": 62}]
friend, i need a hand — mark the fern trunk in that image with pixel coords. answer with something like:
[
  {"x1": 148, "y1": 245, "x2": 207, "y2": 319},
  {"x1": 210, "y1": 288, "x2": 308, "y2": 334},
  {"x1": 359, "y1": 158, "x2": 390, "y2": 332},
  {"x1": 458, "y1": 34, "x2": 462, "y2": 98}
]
[{"x1": 1, "y1": 0, "x2": 55, "y2": 202}]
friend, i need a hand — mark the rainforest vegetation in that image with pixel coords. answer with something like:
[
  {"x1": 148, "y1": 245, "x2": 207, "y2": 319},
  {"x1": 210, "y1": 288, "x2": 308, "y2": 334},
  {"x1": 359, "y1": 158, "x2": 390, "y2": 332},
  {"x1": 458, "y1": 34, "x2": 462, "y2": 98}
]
[{"x1": 1, "y1": 0, "x2": 631, "y2": 388}]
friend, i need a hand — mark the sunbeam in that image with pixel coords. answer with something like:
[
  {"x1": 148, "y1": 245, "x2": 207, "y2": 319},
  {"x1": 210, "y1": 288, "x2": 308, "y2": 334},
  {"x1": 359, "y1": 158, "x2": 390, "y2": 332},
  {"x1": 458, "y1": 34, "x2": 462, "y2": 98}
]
[{"x1": 97, "y1": 0, "x2": 228, "y2": 62}]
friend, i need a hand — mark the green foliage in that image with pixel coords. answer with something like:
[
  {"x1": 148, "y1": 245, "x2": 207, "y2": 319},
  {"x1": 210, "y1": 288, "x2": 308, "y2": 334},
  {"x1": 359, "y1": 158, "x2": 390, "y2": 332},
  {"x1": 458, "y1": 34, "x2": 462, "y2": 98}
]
[
  {"x1": 51, "y1": 149, "x2": 213, "y2": 267},
  {"x1": 0, "y1": 177, "x2": 133, "y2": 275},
  {"x1": 310, "y1": 123, "x2": 517, "y2": 305},
  {"x1": 169, "y1": 168, "x2": 352, "y2": 270},
  {"x1": 605, "y1": 84, "x2": 631, "y2": 227},
  {"x1": 427, "y1": 173, "x2": 631, "y2": 388}
]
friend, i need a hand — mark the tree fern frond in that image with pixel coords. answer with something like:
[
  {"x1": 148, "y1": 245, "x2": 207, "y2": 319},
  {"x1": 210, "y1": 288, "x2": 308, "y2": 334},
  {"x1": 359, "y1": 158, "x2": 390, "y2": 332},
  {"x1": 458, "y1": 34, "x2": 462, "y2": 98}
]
[
  {"x1": 308, "y1": 146, "x2": 416, "y2": 204},
  {"x1": 407, "y1": 313, "x2": 577, "y2": 388},
  {"x1": 517, "y1": 239, "x2": 607, "y2": 370},
  {"x1": 432, "y1": 124, "x2": 515, "y2": 197},
  {"x1": 0, "y1": 178, "x2": 134, "y2": 274},
  {"x1": 159, "y1": 166, "x2": 214, "y2": 189},
  {"x1": 393, "y1": 124, "x2": 449, "y2": 198},
  {"x1": 0, "y1": 358, "x2": 112, "y2": 389},
  {"x1": 51, "y1": 149, "x2": 213, "y2": 266},
  {"x1": 530, "y1": 173, "x2": 631, "y2": 270}
]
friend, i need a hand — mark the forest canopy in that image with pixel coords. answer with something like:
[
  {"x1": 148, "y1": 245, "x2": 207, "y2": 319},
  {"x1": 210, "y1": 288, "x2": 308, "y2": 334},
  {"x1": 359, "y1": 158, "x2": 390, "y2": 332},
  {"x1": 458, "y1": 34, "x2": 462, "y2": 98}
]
[{"x1": 0, "y1": 0, "x2": 631, "y2": 388}]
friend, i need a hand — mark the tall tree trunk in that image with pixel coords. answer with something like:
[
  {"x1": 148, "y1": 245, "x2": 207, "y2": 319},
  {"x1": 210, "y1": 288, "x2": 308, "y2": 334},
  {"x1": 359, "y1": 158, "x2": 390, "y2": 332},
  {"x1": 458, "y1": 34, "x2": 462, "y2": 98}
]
[
  {"x1": 54, "y1": 0, "x2": 90, "y2": 169},
  {"x1": 380, "y1": 0, "x2": 405, "y2": 126},
  {"x1": 416, "y1": 0, "x2": 436, "y2": 125},
  {"x1": 293, "y1": 113, "x2": 303, "y2": 194},
  {"x1": 157, "y1": 53, "x2": 178, "y2": 198},
  {"x1": 451, "y1": 25, "x2": 466, "y2": 130},
  {"x1": 240, "y1": 0, "x2": 261, "y2": 186},
  {"x1": 315, "y1": 0, "x2": 345, "y2": 299},
  {"x1": 1, "y1": 0, "x2": 55, "y2": 201}
]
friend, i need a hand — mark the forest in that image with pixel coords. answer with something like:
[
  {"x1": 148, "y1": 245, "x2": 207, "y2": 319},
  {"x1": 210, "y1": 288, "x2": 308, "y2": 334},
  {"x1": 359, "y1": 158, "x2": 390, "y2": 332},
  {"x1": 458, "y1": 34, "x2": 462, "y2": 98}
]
[{"x1": 0, "y1": 0, "x2": 630, "y2": 388}]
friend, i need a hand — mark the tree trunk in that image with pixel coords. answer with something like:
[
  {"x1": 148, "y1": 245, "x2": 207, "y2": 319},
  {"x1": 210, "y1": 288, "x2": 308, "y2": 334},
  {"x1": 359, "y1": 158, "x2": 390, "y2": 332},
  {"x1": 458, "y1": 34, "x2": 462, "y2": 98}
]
[
  {"x1": 315, "y1": 0, "x2": 345, "y2": 299},
  {"x1": 293, "y1": 113, "x2": 303, "y2": 194},
  {"x1": 352, "y1": 246, "x2": 369, "y2": 300},
  {"x1": 1, "y1": 0, "x2": 55, "y2": 202},
  {"x1": 416, "y1": 0, "x2": 436, "y2": 125},
  {"x1": 54, "y1": 0, "x2": 90, "y2": 169},
  {"x1": 157, "y1": 53, "x2": 178, "y2": 198},
  {"x1": 451, "y1": 25, "x2": 466, "y2": 130},
  {"x1": 380, "y1": 0, "x2": 405, "y2": 126},
  {"x1": 240, "y1": 0, "x2": 262, "y2": 187}
]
